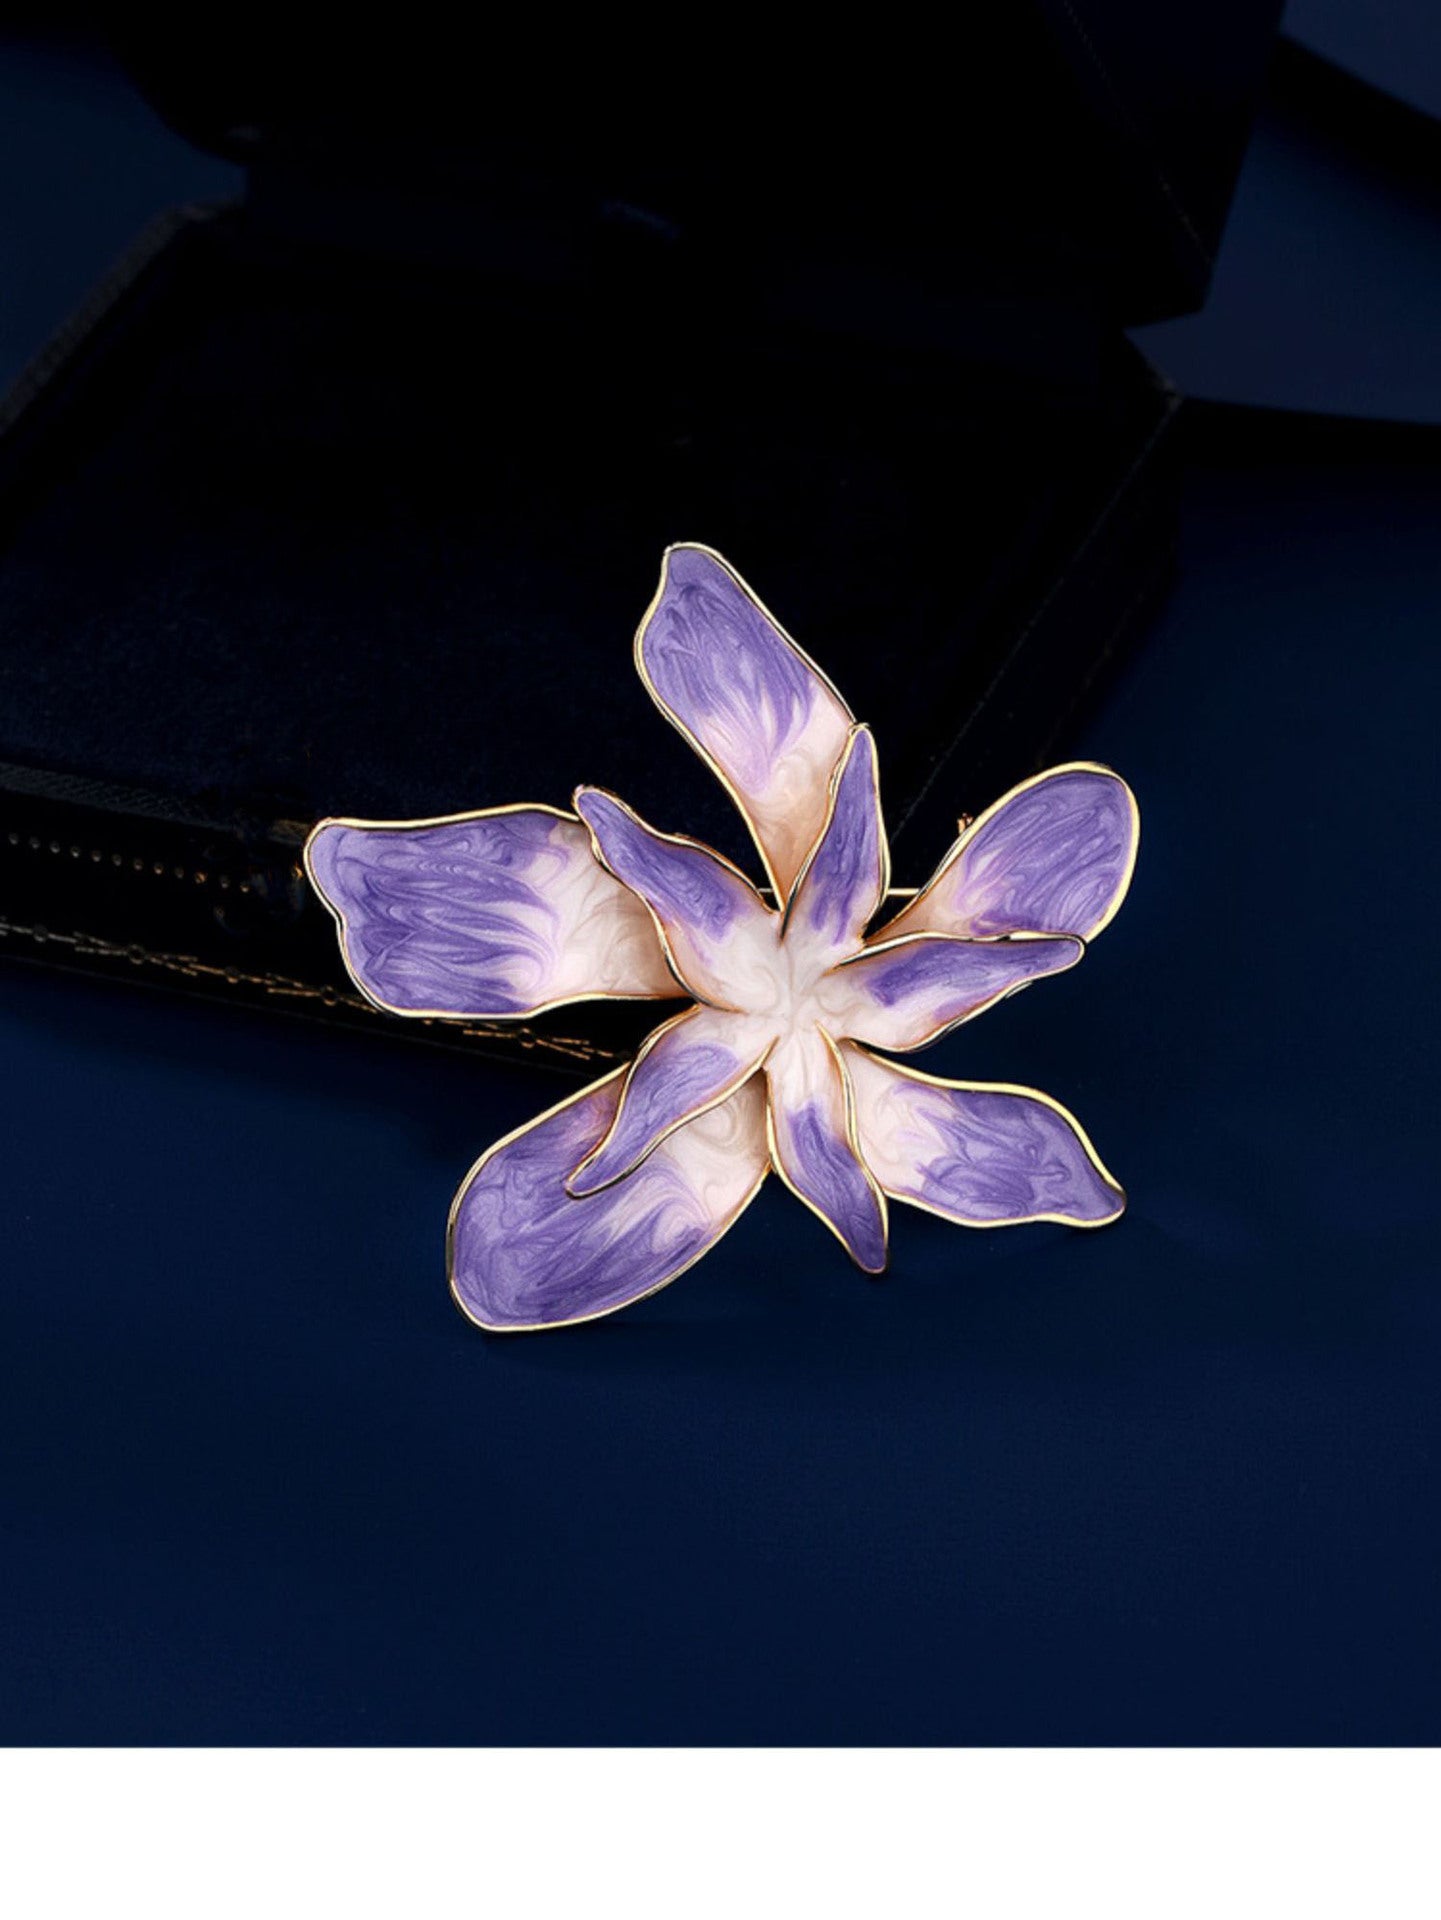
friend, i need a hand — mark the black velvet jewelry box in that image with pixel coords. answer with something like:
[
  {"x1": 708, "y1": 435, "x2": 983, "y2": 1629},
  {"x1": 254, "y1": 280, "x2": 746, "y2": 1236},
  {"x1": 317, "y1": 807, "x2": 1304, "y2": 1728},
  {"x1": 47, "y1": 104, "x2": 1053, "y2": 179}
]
[{"x1": 0, "y1": 6, "x2": 1279, "y2": 1073}]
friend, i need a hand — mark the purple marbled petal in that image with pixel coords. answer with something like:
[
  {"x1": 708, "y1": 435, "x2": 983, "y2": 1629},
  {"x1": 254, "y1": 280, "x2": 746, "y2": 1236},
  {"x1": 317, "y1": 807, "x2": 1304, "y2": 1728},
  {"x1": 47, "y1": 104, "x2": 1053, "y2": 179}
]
[
  {"x1": 574, "y1": 786, "x2": 778, "y2": 1008},
  {"x1": 635, "y1": 545, "x2": 855, "y2": 897},
  {"x1": 766, "y1": 1031, "x2": 887, "y2": 1271},
  {"x1": 567, "y1": 1006, "x2": 767, "y2": 1195},
  {"x1": 305, "y1": 809, "x2": 675, "y2": 1017},
  {"x1": 883, "y1": 765, "x2": 1138, "y2": 944},
  {"x1": 450, "y1": 1073, "x2": 770, "y2": 1331},
  {"x1": 829, "y1": 931, "x2": 1082, "y2": 1052},
  {"x1": 845, "y1": 1045, "x2": 1125, "y2": 1226},
  {"x1": 786, "y1": 726, "x2": 887, "y2": 958}
]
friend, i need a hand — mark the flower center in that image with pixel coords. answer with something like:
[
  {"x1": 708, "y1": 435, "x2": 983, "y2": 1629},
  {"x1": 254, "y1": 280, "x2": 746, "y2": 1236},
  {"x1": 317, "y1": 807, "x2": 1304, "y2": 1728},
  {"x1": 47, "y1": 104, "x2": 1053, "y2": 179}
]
[{"x1": 716, "y1": 907, "x2": 860, "y2": 1045}]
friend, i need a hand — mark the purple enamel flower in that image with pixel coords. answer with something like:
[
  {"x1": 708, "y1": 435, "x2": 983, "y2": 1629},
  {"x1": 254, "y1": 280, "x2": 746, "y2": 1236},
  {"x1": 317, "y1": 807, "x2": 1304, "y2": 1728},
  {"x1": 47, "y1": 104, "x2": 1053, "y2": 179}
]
[{"x1": 306, "y1": 546, "x2": 1138, "y2": 1331}]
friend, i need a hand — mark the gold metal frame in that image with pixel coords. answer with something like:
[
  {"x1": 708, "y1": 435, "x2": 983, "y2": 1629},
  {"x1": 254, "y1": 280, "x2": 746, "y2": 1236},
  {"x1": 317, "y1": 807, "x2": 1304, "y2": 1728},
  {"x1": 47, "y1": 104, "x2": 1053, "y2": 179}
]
[{"x1": 309, "y1": 549, "x2": 1135, "y2": 1335}]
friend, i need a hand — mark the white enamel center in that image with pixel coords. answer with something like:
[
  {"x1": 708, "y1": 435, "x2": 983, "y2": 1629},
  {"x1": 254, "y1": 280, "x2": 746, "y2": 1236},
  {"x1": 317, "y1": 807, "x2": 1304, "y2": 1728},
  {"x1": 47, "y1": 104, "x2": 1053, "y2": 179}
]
[{"x1": 716, "y1": 907, "x2": 863, "y2": 1052}]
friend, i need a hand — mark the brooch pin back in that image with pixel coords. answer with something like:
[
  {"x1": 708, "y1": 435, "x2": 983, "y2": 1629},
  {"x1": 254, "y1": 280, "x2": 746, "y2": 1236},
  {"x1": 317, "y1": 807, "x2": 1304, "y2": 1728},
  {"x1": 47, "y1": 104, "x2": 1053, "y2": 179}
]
[{"x1": 305, "y1": 546, "x2": 1138, "y2": 1331}]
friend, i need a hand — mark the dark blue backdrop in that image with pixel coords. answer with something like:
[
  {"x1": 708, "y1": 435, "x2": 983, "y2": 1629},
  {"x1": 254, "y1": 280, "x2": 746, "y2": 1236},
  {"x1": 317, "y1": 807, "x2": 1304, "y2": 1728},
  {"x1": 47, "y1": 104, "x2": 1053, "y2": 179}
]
[{"x1": 2, "y1": 32, "x2": 1439, "y2": 1742}]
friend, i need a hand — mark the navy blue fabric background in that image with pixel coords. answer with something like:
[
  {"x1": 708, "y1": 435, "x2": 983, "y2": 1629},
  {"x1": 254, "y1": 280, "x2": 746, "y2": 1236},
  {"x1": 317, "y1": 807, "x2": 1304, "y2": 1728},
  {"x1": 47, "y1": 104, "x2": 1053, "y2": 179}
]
[{"x1": 2, "y1": 30, "x2": 1439, "y2": 1742}]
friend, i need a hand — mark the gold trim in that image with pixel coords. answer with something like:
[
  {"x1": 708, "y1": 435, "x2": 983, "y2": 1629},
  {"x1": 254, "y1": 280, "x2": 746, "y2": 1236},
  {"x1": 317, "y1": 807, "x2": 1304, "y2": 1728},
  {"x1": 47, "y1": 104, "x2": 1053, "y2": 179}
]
[
  {"x1": 2, "y1": 827, "x2": 252, "y2": 892},
  {"x1": 842, "y1": 1041, "x2": 1127, "y2": 1230},
  {"x1": 446, "y1": 1068, "x2": 770, "y2": 1334},
  {"x1": 871, "y1": 761, "x2": 1140, "y2": 946},
  {"x1": 780, "y1": 722, "x2": 892, "y2": 941},
  {"x1": 302, "y1": 801, "x2": 684, "y2": 1025},
  {"x1": 0, "y1": 913, "x2": 617, "y2": 1067},
  {"x1": 566, "y1": 1005, "x2": 774, "y2": 1197},
  {"x1": 632, "y1": 542, "x2": 856, "y2": 900}
]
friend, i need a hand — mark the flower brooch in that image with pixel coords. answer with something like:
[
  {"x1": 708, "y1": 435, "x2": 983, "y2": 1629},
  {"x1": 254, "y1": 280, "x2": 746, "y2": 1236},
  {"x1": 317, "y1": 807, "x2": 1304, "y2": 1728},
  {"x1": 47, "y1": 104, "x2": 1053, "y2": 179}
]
[{"x1": 305, "y1": 546, "x2": 1138, "y2": 1331}]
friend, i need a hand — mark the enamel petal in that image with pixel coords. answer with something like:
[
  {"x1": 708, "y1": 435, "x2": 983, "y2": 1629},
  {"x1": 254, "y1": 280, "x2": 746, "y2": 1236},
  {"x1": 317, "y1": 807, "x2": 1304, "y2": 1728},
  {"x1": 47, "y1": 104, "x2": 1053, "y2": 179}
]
[
  {"x1": 305, "y1": 807, "x2": 677, "y2": 1018},
  {"x1": 784, "y1": 725, "x2": 889, "y2": 963},
  {"x1": 574, "y1": 786, "x2": 780, "y2": 1009},
  {"x1": 635, "y1": 544, "x2": 855, "y2": 898},
  {"x1": 766, "y1": 1029, "x2": 887, "y2": 1272},
  {"x1": 567, "y1": 1005, "x2": 771, "y2": 1196},
  {"x1": 824, "y1": 931, "x2": 1082, "y2": 1052},
  {"x1": 879, "y1": 764, "x2": 1139, "y2": 943},
  {"x1": 450, "y1": 1074, "x2": 770, "y2": 1331},
  {"x1": 844, "y1": 1044, "x2": 1125, "y2": 1227}
]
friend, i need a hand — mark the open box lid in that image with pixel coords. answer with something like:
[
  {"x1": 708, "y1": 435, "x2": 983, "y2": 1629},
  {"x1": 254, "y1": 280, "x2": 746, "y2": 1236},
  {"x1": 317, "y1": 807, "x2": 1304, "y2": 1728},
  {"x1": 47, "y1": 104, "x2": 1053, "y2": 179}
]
[{"x1": 113, "y1": 1, "x2": 1282, "y2": 328}]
